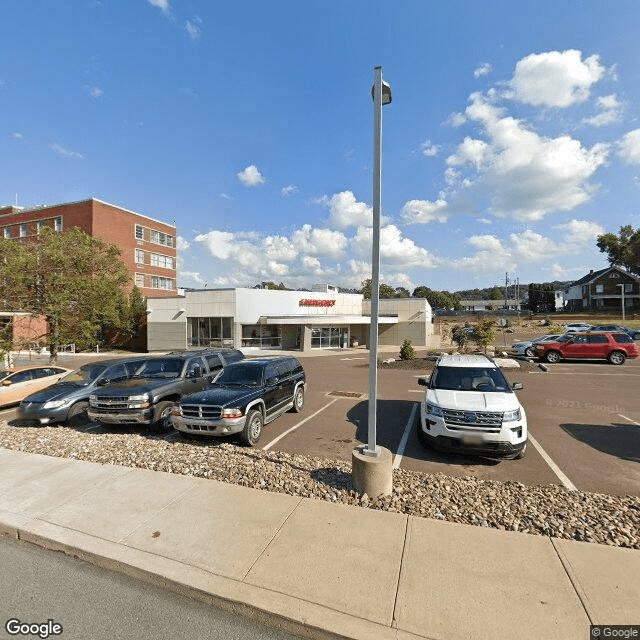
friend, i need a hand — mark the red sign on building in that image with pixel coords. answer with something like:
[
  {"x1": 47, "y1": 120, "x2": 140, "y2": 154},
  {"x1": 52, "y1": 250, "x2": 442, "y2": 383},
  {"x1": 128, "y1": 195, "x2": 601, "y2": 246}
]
[{"x1": 299, "y1": 299, "x2": 336, "y2": 307}]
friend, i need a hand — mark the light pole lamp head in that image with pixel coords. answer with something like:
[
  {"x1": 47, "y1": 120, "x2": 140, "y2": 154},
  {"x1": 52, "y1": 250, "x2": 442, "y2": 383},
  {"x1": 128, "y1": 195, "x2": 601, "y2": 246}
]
[{"x1": 371, "y1": 79, "x2": 392, "y2": 105}]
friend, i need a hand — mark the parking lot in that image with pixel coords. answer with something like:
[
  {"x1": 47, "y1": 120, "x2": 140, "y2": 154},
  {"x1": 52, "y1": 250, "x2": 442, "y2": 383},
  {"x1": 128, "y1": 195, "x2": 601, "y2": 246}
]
[{"x1": 1, "y1": 350, "x2": 639, "y2": 498}]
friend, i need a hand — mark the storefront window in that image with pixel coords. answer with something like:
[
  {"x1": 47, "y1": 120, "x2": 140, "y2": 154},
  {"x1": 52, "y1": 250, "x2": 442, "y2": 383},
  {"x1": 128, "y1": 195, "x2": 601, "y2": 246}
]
[
  {"x1": 311, "y1": 326, "x2": 349, "y2": 348},
  {"x1": 188, "y1": 317, "x2": 233, "y2": 347},
  {"x1": 242, "y1": 325, "x2": 281, "y2": 349}
]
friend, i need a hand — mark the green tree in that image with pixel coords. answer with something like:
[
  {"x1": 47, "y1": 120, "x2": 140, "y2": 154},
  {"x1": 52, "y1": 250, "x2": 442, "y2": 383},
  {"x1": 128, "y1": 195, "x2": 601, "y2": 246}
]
[
  {"x1": 597, "y1": 225, "x2": 640, "y2": 275},
  {"x1": 0, "y1": 228, "x2": 133, "y2": 363},
  {"x1": 489, "y1": 286, "x2": 505, "y2": 300},
  {"x1": 451, "y1": 325, "x2": 470, "y2": 350},
  {"x1": 473, "y1": 319, "x2": 496, "y2": 353},
  {"x1": 360, "y1": 278, "x2": 396, "y2": 299},
  {"x1": 395, "y1": 287, "x2": 410, "y2": 298},
  {"x1": 412, "y1": 286, "x2": 461, "y2": 310},
  {"x1": 399, "y1": 338, "x2": 416, "y2": 360}
]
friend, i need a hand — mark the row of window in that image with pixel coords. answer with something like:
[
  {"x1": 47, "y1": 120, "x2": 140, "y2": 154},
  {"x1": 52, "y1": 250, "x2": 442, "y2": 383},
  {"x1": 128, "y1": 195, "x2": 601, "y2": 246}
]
[
  {"x1": 3, "y1": 217, "x2": 63, "y2": 239},
  {"x1": 135, "y1": 224, "x2": 174, "y2": 247},
  {"x1": 587, "y1": 283, "x2": 635, "y2": 294},
  {"x1": 134, "y1": 249, "x2": 174, "y2": 270},
  {"x1": 135, "y1": 273, "x2": 176, "y2": 291}
]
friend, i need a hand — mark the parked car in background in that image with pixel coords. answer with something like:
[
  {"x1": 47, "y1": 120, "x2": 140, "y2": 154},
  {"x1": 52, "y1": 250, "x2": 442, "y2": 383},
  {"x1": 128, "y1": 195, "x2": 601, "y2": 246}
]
[
  {"x1": 509, "y1": 334, "x2": 569, "y2": 357},
  {"x1": 88, "y1": 349, "x2": 245, "y2": 430},
  {"x1": 416, "y1": 354, "x2": 527, "y2": 459},
  {"x1": 535, "y1": 332, "x2": 639, "y2": 365},
  {"x1": 171, "y1": 356, "x2": 307, "y2": 446},
  {"x1": 563, "y1": 322, "x2": 593, "y2": 333},
  {"x1": 18, "y1": 356, "x2": 152, "y2": 426},
  {"x1": 591, "y1": 324, "x2": 640, "y2": 340},
  {"x1": 0, "y1": 366, "x2": 71, "y2": 408}
]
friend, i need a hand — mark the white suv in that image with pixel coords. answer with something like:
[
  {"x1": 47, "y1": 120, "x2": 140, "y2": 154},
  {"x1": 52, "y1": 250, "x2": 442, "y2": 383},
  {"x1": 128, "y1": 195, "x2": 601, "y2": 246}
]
[{"x1": 417, "y1": 354, "x2": 527, "y2": 459}]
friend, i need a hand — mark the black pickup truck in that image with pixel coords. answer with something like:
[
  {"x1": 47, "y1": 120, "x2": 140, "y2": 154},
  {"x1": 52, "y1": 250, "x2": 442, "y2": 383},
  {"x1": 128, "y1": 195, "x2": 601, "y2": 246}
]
[
  {"x1": 170, "y1": 356, "x2": 306, "y2": 446},
  {"x1": 87, "y1": 349, "x2": 244, "y2": 430}
]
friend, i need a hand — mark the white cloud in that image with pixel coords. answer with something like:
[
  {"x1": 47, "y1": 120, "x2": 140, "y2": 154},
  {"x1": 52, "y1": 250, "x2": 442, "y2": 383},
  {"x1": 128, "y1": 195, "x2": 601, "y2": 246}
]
[
  {"x1": 292, "y1": 224, "x2": 347, "y2": 260},
  {"x1": 148, "y1": 0, "x2": 170, "y2": 16},
  {"x1": 506, "y1": 50, "x2": 606, "y2": 108},
  {"x1": 351, "y1": 224, "x2": 437, "y2": 268},
  {"x1": 237, "y1": 165, "x2": 265, "y2": 187},
  {"x1": 401, "y1": 199, "x2": 449, "y2": 225},
  {"x1": 50, "y1": 143, "x2": 83, "y2": 159},
  {"x1": 554, "y1": 218, "x2": 604, "y2": 242},
  {"x1": 325, "y1": 191, "x2": 378, "y2": 229},
  {"x1": 447, "y1": 112, "x2": 467, "y2": 127},
  {"x1": 450, "y1": 92, "x2": 609, "y2": 220},
  {"x1": 85, "y1": 85, "x2": 103, "y2": 99},
  {"x1": 474, "y1": 62, "x2": 492, "y2": 79},
  {"x1": 176, "y1": 236, "x2": 190, "y2": 250},
  {"x1": 281, "y1": 185, "x2": 298, "y2": 197},
  {"x1": 180, "y1": 271, "x2": 205, "y2": 286},
  {"x1": 583, "y1": 93, "x2": 623, "y2": 127},
  {"x1": 10, "y1": 132, "x2": 23, "y2": 140},
  {"x1": 185, "y1": 17, "x2": 202, "y2": 40},
  {"x1": 420, "y1": 140, "x2": 440, "y2": 157},
  {"x1": 618, "y1": 129, "x2": 640, "y2": 165}
]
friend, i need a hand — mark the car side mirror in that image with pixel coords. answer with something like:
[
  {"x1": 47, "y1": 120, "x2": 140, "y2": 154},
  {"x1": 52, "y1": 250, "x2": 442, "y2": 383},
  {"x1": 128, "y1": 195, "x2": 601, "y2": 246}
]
[
  {"x1": 97, "y1": 377, "x2": 110, "y2": 386},
  {"x1": 187, "y1": 366, "x2": 202, "y2": 379},
  {"x1": 267, "y1": 376, "x2": 279, "y2": 386},
  {"x1": 2, "y1": 380, "x2": 12, "y2": 386},
  {"x1": 511, "y1": 382, "x2": 523, "y2": 390},
  {"x1": 418, "y1": 377, "x2": 429, "y2": 387}
]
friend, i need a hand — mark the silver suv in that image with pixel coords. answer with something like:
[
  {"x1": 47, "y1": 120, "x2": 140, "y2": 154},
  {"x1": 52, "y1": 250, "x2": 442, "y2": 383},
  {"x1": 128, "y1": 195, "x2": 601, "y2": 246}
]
[{"x1": 417, "y1": 354, "x2": 527, "y2": 459}]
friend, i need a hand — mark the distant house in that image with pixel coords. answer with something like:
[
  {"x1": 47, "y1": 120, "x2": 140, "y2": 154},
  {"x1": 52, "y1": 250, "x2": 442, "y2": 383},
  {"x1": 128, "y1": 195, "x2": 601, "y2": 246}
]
[
  {"x1": 564, "y1": 266, "x2": 640, "y2": 313},
  {"x1": 459, "y1": 299, "x2": 521, "y2": 311}
]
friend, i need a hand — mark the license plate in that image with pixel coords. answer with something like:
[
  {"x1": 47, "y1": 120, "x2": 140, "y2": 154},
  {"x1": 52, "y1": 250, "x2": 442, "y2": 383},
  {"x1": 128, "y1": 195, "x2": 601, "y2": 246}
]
[{"x1": 461, "y1": 435, "x2": 483, "y2": 446}]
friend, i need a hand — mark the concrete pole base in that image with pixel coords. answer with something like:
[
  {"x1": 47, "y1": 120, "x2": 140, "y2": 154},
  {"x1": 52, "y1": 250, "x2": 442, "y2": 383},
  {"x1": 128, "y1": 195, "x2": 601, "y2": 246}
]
[{"x1": 351, "y1": 445, "x2": 393, "y2": 498}]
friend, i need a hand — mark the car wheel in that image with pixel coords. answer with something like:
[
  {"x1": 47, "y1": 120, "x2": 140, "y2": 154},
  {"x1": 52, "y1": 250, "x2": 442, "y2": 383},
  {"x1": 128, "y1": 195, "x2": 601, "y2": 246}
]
[
  {"x1": 292, "y1": 386, "x2": 305, "y2": 413},
  {"x1": 240, "y1": 409, "x2": 263, "y2": 446},
  {"x1": 514, "y1": 442, "x2": 527, "y2": 459},
  {"x1": 608, "y1": 351, "x2": 626, "y2": 365},
  {"x1": 153, "y1": 401, "x2": 174, "y2": 432},
  {"x1": 544, "y1": 350, "x2": 561, "y2": 364},
  {"x1": 66, "y1": 401, "x2": 89, "y2": 427},
  {"x1": 524, "y1": 347, "x2": 535, "y2": 358}
]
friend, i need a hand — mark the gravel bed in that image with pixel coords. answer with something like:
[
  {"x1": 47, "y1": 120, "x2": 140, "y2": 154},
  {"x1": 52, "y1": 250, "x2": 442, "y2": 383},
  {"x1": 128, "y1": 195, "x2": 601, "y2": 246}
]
[{"x1": 1, "y1": 421, "x2": 638, "y2": 549}]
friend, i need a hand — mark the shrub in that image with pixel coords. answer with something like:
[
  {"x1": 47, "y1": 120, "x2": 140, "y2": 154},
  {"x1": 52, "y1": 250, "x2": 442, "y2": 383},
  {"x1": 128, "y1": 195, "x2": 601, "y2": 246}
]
[{"x1": 399, "y1": 338, "x2": 416, "y2": 360}]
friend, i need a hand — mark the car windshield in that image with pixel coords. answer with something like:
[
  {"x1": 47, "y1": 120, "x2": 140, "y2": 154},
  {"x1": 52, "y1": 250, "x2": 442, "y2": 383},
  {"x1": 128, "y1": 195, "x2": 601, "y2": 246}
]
[
  {"x1": 432, "y1": 366, "x2": 510, "y2": 392},
  {"x1": 135, "y1": 358, "x2": 183, "y2": 378},
  {"x1": 59, "y1": 364, "x2": 109, "y2": 386},
  {"x1": 215, "y1": 363, "x2": 264, "y2": 386}
]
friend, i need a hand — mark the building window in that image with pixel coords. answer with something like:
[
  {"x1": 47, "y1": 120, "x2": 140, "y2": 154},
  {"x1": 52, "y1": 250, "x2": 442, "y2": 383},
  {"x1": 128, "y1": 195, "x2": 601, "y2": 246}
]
[
  {"x1": 151, "y1": 276, "x2": 175, "y2": 290},
  {"x1": 3, "y1": 227, "x2": 11, "y2": 239},
  {"x1": 135, "y1": 225, "x2": 144, "y2": 240},
  {"x1": 595, "y1": 284, "x2": 604, "y2": 293},
  {"x1": 135, "y1": 273, "x2": 145, "y2": 288},
  {"x1": 150, "y1": 230, "x2": 173, "y2": 247},
  {"x1": 135, "y1": 249, "x2": 145, "y2": 264},
  {"x1": 150, "y1": 253, "x2": 173, "y2": 269},
  {"x1": 19, "y1": 223, "x2": 27, "y2": 238},
  {"x1": 241, "y1": 324, "x2": 282, "y2": 349},
  {"x1": 55, "y1": 217, "x2": 62, "y2": 232},
  {"x1": 188, "y1": 317, "x2": 233, "y2": 347},
  {"x1": 37, "y1": 220, "x2": 46, "y2": 234},
  {"x1": 625, "y1": 283, "x2": 633, "y2": 293}
]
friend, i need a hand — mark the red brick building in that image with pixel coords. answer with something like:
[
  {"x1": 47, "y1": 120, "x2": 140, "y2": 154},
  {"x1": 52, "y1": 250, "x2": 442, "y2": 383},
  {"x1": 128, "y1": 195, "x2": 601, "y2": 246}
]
[{"x1": 0, "y1": 198, "x2": 177, "y2": 298}]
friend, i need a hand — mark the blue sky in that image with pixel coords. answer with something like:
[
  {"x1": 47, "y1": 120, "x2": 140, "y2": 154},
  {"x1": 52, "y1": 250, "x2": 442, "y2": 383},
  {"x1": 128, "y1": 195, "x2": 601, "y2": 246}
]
[{"x1": 3, "y1": 1, "x2": 640, "y2": 293}]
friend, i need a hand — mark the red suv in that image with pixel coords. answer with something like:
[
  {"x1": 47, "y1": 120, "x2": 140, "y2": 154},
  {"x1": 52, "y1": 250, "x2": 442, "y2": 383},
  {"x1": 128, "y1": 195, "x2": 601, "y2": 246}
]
[{"x1": 535, "y1": 332, "x2": 639, "y2": 365}]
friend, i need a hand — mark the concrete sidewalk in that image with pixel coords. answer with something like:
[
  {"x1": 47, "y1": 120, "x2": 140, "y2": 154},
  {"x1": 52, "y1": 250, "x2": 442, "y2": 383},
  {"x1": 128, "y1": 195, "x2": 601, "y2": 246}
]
[{"x1": 1, "y1": 448, "x2": 638, "y2": 640}]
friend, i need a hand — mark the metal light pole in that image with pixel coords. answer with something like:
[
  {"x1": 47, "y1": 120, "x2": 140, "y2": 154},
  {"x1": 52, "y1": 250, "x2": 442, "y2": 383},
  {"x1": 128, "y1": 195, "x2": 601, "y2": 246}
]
[
  {"x1": 618, "y1": 283, "x2": 626, "y2": 323},
  {"x1": 365, "y1": 66, "x2": 392, "y2": 457}
]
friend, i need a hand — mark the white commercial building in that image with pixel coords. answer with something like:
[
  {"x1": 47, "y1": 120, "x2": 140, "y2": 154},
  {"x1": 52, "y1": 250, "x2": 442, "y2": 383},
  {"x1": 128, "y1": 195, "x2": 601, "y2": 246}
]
[{"x1": 146, "y1": 286, "x2": 436, "y2": 352}]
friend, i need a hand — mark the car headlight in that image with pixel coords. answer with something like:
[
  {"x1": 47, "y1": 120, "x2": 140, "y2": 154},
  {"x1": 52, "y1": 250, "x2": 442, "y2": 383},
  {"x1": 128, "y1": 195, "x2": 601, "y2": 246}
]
[
  {"x1": 426, "y1": 403, "x2": 443, "y2": 417},
  {"x1": 89, "y1": 394, "x2": 97, "y2": 403},
  {"x1": 221, "y1": 407, "x2": 243, "y2": 419},
  {"x1": 127, "y1": 393, "x2": 150, "y2": 408},
  {"x1": 43, "y1": 399, "x2": 68, "y2": 409},
  {"x1": 503, "y1": 408, "x2": 521, "y2": 422}
]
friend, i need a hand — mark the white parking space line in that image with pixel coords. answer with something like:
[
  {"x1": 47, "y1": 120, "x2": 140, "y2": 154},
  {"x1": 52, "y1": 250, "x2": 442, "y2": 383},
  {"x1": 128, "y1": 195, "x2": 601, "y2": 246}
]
[
  {"x1": 408, "y1": 390, "x2": 422, "y2": 393},
  {"x1": 392, "y1": 403, "x2": 418, "y2": 470},
  {"x1": 262, "y1": 398, "x2": 340, "y2": 451},
  {"x1": 618, "y1": 414, "x2": 640, "y2": 426},
  {"x1": 528, "y1": 433, "x2": 577, "y2": 492}
]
